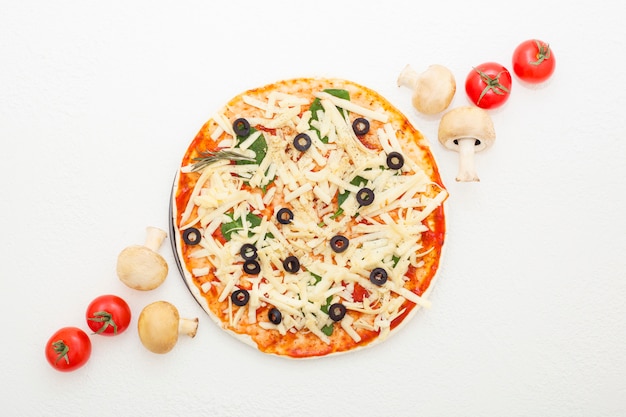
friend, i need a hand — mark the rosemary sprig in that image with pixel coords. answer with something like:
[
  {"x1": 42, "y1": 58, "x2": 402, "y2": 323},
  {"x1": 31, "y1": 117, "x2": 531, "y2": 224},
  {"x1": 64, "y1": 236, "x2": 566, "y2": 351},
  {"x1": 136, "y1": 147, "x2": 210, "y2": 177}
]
[{"x1": 190, "y1": 149, "x2": 255, "y2": 172}]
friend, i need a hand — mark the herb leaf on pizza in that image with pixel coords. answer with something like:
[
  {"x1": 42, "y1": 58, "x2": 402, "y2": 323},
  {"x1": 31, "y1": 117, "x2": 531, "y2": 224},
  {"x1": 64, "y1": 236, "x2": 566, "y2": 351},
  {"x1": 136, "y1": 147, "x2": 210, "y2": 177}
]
[{"x1": 170, "y1": 78, "x2": 447, "y2": 358}]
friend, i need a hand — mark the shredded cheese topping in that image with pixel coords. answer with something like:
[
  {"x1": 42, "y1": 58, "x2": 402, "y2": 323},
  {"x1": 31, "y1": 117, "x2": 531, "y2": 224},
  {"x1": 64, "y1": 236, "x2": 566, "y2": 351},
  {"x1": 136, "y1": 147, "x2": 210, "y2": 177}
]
[{"x1": 177, "y1": 85, "x2": 447, "y2": 346}]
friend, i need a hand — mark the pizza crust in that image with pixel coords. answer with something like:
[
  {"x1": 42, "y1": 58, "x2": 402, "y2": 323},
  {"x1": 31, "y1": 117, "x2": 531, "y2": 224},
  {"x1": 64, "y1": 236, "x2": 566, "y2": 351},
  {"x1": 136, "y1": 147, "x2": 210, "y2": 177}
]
[{"x1": 170, "y1": 77, "x2": 447, "y2": 358}]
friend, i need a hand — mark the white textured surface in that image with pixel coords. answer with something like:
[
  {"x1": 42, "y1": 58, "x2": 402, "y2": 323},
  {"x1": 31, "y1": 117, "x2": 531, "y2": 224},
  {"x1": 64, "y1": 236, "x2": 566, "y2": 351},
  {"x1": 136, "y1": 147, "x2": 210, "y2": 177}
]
[{"x1": 2, "y1": 1, "x2": 625, "y2": 416}]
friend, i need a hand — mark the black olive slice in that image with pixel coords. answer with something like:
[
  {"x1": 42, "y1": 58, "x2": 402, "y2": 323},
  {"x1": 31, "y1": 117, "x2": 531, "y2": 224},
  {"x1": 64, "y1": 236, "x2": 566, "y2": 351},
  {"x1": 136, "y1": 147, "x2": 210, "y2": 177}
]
[
  {"x1": 386, "y1": 152, "x2": 405, "y2": 170},
  {"x1": 356, "y1": 187, "x2": 375, "y2": 206},
  {"x1": 330, "y1": 235, "x2": 349, "y2": 253},
  {"x1": 369, "y1": 267, "x2": 388, "y2": 286},
  {"x1": 232, "y1": 118, "x2": 251, "y2": 137},
  {"x1": 268, "y1": 308, "x2": 282, "y2": 325},
  {"x1": 293, "y1": 133, "x2": 312, "y2": 152},
  {"x1": 282, "y1": 256, "x2": 300, "y2": 273},
  {"x1": 243, "y1": 259, "x2": 261, "y2": 275},
  {"x1": 276, "y1": 208, "x2": 294, "y2": 225},
  {"x1": 240, "y1": 243, "x2": 257, "y2": 260},
  {"x1": 328, "y1": 303, "x2": 347, "y2": 322},
  {"x1": 352, "y1": 118, "x2": 370, "y2": 136},
  {"x1": 182, "y1": 227, "x2": 202, "y2": 245},
  {"x1": 231, "y1": 289, "x2": 250, "y2": 307}
]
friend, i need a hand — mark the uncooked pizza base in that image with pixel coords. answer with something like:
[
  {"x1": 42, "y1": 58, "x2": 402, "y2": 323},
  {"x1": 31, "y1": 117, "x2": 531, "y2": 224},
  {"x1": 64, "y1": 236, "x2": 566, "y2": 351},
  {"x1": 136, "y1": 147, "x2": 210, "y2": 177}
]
[{"x1": 170, "y1": 77, "x2": 447, "y2": 358}]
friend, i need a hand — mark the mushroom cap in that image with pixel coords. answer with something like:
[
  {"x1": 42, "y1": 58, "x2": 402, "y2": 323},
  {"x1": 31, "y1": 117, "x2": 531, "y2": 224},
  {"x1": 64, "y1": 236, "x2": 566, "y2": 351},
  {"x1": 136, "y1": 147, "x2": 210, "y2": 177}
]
[
  {"x1": 438, "y1": 106, "x2": 496, "y2": 152},
  {"x1": 138, "y1": 301, "x2": 180, "y2": 354},
  {"x1": 412, "y1": 64, "x2": 456, "y2": 115},
  {"x1": 116, "y1": 245, "x2": 168, "y2": 291}
]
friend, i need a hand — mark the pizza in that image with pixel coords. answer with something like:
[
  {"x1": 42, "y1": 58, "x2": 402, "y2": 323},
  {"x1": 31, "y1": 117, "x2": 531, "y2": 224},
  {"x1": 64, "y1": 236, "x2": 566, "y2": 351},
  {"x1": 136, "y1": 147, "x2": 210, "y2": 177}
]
[{"x1": 170, "y1": 77, "x2": 447, "y2": 358}]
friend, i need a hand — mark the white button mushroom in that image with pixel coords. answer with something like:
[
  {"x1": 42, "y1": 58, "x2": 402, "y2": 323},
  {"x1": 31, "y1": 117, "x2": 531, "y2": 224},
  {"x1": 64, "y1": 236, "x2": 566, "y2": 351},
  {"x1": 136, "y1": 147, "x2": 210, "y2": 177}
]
[
  {"x1": 116, "y1": 226, "x2": 168, "y2": 291},
  {"x1": 397, "y1": 64, "x2": 456, "y2": 115},
  {"x1": 437, "y1": 106, "x2": 496, "y2": 182},
  {"x1": 137, "y1": 301, "x2": 198, "y2": 354}
]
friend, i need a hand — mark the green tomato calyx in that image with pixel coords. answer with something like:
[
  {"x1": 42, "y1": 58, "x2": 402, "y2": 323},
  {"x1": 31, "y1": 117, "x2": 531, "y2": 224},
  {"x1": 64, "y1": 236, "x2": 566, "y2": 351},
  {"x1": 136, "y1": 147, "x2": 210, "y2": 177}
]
[
  {"x1": 52, "y1": 340, "x2": 70, "y2": 364},
  {"x1": 531, "y1": 40, "x2": 551, "y2": 66},
  {"x1": 88, "y1": 310, "x2": 118, "y2": 334},
  {"x1": 473, "y1": 68, "x2": 510, "y2": 105}
]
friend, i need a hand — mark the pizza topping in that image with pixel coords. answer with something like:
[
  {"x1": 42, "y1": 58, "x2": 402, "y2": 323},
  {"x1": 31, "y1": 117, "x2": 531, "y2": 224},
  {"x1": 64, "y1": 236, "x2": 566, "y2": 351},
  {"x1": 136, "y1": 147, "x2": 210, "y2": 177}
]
[
  {"x1": 352, "y1": 117, "x2": 370, "y2": 136},
  {"x1": 330, "y1": 235, "x2": 349, "y2": 253},
  {"x1": 369, "y1": 268, "x2": 389, "y2": 286},
  {"x1": 117, "y1": 226, "x2": 168, "y2": 291},
  {"x1": 328, "y1": 303, "x2": 347, "y2": 322},
  {"x1": 232, "y1": 118, "x2": 251, "y2": 137},
  {"x1": 231, "y1": 289, "x2": 250, "y2": 307},
  {"x1": 188, "y1": 149, "x2": 256, "y2": 173},
  {"x1": 240, "y1": 243, "x2": 258, "y2": 261},
  {"x1": 243, "y1": 259, "x2": 261, "y2": 275},
  {"x1": 137, "y1": 301, "x2": 198, "y2": 354},
  {"x1": 293, "y1": 132, "x2": 312, "y2": 152},
  {"x1": 282, "y1": 256, "x2": 300, "y2": 273},
  {"x1": 397, "y1": 64, "x2": 456, "y2": 115},
  {"x1": 385, "y1": 152, "x2": 405, "y2": 170},
  {"x1": 276, "y1": 208, "x2": 294, "y2": 225},
  {"x1": 182, "y1": 227, "x2": 202, "y2": 245},
  {"x1": 314, "y1": 91, "x2": 389, "y2": 123},
  {"x1": 438, "y1": 106, "x2": 496, "y2": 182},
  {"x1": 268, "y1": 308, "x2": 282, "y2": 325},
  {"x1": 356, "y1": 187, "x2": 375, "y2": 207}
]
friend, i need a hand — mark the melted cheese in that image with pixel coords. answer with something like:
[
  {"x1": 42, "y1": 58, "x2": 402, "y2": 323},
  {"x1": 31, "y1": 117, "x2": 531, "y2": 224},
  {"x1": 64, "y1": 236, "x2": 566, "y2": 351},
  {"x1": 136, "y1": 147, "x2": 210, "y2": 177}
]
[{"x1": 180, "y1": 85, "x2": 446, "y2": 346}]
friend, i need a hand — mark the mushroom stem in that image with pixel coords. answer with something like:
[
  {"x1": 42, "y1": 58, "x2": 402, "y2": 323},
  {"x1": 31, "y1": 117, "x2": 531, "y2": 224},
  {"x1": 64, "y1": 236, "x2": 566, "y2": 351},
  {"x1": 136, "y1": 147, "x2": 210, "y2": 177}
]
[
  {"x1": 178, "y1": 317, "x2": 199, "y2": 338},
  {"x1": 397, "y1": 64, "x2": 419, "y2": 89},
  {"x1": 144, "y1": 226, "x2": 167, "y2": 252},
  {"x1": 456, "y1": 138, "x2": 480, "y2": 182}
]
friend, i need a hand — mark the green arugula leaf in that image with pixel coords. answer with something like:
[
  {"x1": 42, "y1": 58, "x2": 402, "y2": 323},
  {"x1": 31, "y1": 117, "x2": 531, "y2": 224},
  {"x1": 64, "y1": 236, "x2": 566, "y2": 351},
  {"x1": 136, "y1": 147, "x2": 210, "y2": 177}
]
[
  {"x1": 320, "y1": 295, "x2": 333, "y2": 314},
  {"x1": 309, "y1": 271, "x2": 323, "y2": 285},
  {"x1": 235, "y1": 127, "x2": 267, "y2": 166},
  {"x1": 220, "y1": 213, "x2": 266, "y2": 241},
  {"x1": 321, "y1": 324, "x2": 334, "y2": 336},
  {"x1": 329, "y1": 208, "x2": 343, "y2": 220},
  {"x1": 320, "y1": 296, "x2": 335, "y2": 336},
  {"x1": 233, "y1": 127, "x2": 274, "y2": 192},
  {"x1": 332, "y1": 175, "x2": 368, "y2": 218},
  {"x1": 310, "y1": 89, "x2": 350, "y2": 120},
  {"x1": 260, "y1": 166, "x2": 275, "y2": 193},
  {"x1": 309, "y1": 89, "x2": 350, "y2": 143}
]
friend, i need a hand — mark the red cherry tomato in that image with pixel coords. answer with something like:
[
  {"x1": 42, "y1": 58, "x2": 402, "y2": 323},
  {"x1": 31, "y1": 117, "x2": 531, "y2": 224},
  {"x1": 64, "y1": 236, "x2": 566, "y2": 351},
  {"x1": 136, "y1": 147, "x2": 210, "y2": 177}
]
[
  {"x1": 512, "y1": 39, "x2": 555, "y2": 83},
  {"x1": 465, "y1": 62, "x2": 512, "y2": 109},
  {"x1": 45, "y1": 327, "x2": 92, "y2": 372},
  {"x1": 86, "y1": 294, "x2": 131, "y2": 336}
]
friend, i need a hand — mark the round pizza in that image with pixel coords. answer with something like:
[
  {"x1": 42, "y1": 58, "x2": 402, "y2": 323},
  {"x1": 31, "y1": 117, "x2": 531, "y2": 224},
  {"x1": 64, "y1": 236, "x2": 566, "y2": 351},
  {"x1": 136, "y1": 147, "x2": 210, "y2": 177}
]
[{"x1": 170, "y1": 77, "x2": 447, "y2": 358}]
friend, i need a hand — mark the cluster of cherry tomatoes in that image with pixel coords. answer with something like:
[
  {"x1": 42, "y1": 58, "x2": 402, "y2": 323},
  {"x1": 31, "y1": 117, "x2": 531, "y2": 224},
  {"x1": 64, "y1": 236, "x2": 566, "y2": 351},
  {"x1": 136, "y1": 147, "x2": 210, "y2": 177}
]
[
  {"x1": 44, "y1": 294, "x2": 131, "y2": 372},
  {"x1": 464, "y1": 39, "x2": 556, "y2": 110}
]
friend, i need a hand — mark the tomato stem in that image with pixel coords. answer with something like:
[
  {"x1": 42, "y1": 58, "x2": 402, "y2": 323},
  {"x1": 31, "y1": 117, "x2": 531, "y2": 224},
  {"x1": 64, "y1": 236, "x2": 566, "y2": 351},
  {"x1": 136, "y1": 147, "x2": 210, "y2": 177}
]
[
  {"x1": 88, "y1": 310, "x2": 118, "y2": 334},
  {"x1": 473, "y1": 67, "x2": 510, "y2": 105},
  {"x1": 531, "y1": 40, "x2": 551, "y2": 66},
  {"x1": 52, "y1": 340, "x2": 70, "y2": 364}
]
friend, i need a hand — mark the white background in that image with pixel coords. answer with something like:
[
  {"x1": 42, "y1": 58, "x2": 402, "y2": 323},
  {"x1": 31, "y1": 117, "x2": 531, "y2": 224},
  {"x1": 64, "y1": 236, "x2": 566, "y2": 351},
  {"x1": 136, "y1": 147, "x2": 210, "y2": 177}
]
[{"x1": 2, "y1": 1, "x2": 625, "y2": 416}]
